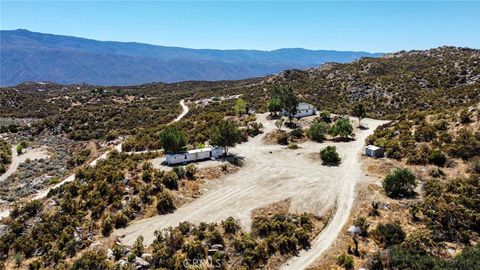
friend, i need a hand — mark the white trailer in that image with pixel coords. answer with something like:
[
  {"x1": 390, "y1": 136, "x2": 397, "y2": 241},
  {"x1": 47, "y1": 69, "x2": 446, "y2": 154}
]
[{"x1": 165, "y1": 146, "x2": 224, "y2": 165}]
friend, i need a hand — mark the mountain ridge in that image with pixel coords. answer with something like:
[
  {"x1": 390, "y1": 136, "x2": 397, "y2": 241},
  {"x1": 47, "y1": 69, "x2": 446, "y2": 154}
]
[{"x1": 0, "y1": 29, "x2": 382, "y2": 86}]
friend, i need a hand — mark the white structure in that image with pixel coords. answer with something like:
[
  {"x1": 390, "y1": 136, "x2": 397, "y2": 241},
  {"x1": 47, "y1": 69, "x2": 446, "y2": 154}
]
[
  {"x1": 365, "y1": 145, "x2": 385, "y2": 158},
  {"x1": 283, "y1": 102, "x2": 317, "y2": 118},
  {"x1": 165, "y1": 146, "x2": 224, "y2": 165}
]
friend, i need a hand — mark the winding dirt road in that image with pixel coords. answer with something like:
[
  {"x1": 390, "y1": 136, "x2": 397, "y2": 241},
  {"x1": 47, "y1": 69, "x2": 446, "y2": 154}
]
[
  {"x1": 0, "y1": 100, "x2": 189, "y2": 219},
  {"x1": 115, "y1": 113, "x2": 386, "y2": 269}
]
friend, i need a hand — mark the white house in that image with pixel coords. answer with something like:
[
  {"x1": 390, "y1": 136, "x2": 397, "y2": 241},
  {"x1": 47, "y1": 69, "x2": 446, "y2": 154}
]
[
  {"x1": 365, "y1": 145, "x2": 385, "y2": 158},
  {"x1": 283, "y1": 102, "x2": 317, "y2": 118},
  {"x1": 165, "y1": 146, "x2": 224, "y2": 165}
]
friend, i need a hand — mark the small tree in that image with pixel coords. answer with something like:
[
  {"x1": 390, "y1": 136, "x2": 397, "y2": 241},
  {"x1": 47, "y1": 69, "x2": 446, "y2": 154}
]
[
  {"x1": 267, "y1": 98, "x2": 282, "y2": 116},
  {"x1": 275, "y1": 85, "x2": 299, "y2": 123},
  {"x1": 275, "y1": 118, "x2": 284, "y2": 131},
  {"x1": 209, "y1": 120, "x2": 242, "y2": 156},
  {"x1": 320, "y1": 146, "x2": 341, "y2": 166},
  {"x1": 101, "y1": 215, "x2": 114, "y2": 236},
  {"x1": 352, "y1": 103, "x2": 366, "y2": 127},
  {"x1": 330, "y1": 118, "x2": 354, "y2": 139},
  {"x1": 383, "y1": 168, "x2": 416, "y2": 198},
  {"x1": 234, "y1": 98, "x2": 247, "y2": 116},
  {"x1": 159, "y1": 127, "x2": 187, "y2": 153},
  {"x1": 308, "y1": 122, "x2": 328, "y2": 142},
  {"x1": 373, "y1": 223, "x2": 406, "y2": 246}
]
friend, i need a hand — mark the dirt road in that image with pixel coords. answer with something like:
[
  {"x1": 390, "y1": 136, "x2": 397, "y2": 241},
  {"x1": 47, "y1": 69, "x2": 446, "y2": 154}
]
[
  {"x1": 1, "y1": 100, "x2": 189, "y2": 219},
  {"x1": 0, "y1": 146, "x2": 49, "y2": 183},
  {"x1": 115, "y1": 114, "x2": 386, "y2": 255}
]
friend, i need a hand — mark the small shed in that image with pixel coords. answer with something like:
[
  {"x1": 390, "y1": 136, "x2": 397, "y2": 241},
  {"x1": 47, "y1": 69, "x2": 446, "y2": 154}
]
[
  {"x1": 365, "y1": 145, "x2": 384, "y2": 158},
  {"x1": 165, "y1": 146, "x2": 224, "y2": 165}
]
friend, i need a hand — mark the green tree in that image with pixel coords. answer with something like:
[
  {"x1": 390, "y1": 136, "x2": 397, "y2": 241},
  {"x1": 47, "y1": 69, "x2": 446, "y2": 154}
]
[
  {"x1": 267, "y1": 98, "x2": 282, "y2": 116},
  {"x1": 329, "y1": 118, "x2": 354, "y2": 139},
  {"x1": 383, "y1": 168, "x2": 416, "y2": 198},
  {"x1": 308, "y1": 122, "x2": 328, "y2": 142},
  {"x1": 320, "y1": 146, "x2": 341, "y2": 166},
  {"x1": 159, "y1": 127, "x2": 187, "y2": 153},
  {"x1": 352, "y1": 103, "x2": 366, "y2": 127},
  {"x1": 275, "y1": 85, "x2": 299, "y2": 123},
  {"x1": 209, "y1": 120, "x2": 242, "y2": 156},
  {"x1": 373, "y1": 223, "x2": 406, "y2": 246},
  {"x1": 234, "y1": 98, "x2": 247, "y2": 116},
  {"x1": 156, "y1": 191, "x2": 176, "y2": 214}
]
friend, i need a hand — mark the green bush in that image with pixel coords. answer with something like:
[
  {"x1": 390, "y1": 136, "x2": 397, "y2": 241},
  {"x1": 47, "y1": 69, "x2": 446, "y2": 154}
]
[
  {"x1": 308, "y1": 122, "x2": 328, "y2": 142},
  {"x1": 428, "y1": 149, "x2": 447, "y2": 167},
  {"x1": 162, "y1": 171, "x2": 179, "y2": 190},
  {"x1": 320, "y1": 146, "x2": 341, "y2": 166},
  {"x1": 373, "y1": 223, "x2": 406, "y2": 246},
  {"x1": 337, "y1": 253, "x2": 354, "y2": 269},
  {"x1": 289, "y1": 128, "x2": 304, "y2": 139},
  {"x1": 156, "y1": 191, "x2": 176, "y2": 214},
  {"x1": 185, "y1": 164, "x2": 197, "y2": 180},
  {"x1": 383, "y1": 168, "x2": 416, "y2": 198}
]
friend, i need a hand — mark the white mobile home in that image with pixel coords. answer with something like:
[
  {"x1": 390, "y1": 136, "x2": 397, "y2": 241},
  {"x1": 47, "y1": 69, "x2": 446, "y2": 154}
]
[
  {"x1": 165, "y1": 146, "x2": 224, "y2": 165},
  {"x1": 365, "y1": 145, "x2": 385, "y2": 158},
  {"x1": 283, "y1": 102, "x2": 317, "y2": 118}
]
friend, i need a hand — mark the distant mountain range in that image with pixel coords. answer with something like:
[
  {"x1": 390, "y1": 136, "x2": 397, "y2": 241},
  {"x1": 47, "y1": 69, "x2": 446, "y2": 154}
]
[{"x1": 0, "y1": 29, "x2": 382, "y2": 86}]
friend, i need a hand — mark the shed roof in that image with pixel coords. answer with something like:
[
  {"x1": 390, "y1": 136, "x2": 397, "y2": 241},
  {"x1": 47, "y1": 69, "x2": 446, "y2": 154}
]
[{"x1": 366, "y1": 145, "x2": 381, "y2": 151}]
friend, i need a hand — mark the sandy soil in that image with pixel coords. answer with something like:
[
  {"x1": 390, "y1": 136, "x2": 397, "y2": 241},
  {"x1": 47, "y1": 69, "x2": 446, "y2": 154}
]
[{"x1": 114, "y1": 112, "x2": 387, "y2": 270}]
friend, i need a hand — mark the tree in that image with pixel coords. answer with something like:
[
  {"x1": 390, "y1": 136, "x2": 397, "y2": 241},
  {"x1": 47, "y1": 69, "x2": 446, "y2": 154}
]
[
  {"x1": 159, "y1": 127, "x2": 187, "y2": 153},
  {"x1": 383, "y1": 168, "x2": 416, "y2": 198},
  {"x1": 209, "y1": 120, "x2": 242, "y2": 156},
  {"x1": 320, "y1": 146, "x2": 341, "y2": 166},
  {"x1": 275, "y1": 118, "x2": 284, "y2": 131},
  {"x1": 267, "y1": 98, "x2": 282, "y2": 116},
  {"x1": 308, "y1": 122, "x2": 328, "y2": 142},
  {"x1": 329, "y1": 118, "x2": 354, "y2": 139},
  {"x1": 275, "y1": 85, "x2": 299, "y2": 123},
  {"x1": 352, "y1": 104, "x2": 366, "y2": 127},
  {"x1": 373, "y1": 223, "x2": 406, "y2": 246},
  {"x1": 234, "y1": 98, "x2": 247, "y2": 116}
]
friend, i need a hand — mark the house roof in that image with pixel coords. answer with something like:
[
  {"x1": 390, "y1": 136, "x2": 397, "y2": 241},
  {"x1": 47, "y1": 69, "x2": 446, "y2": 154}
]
[{"x1": 366, "y1": 145, "x2": 382, "y2": 151}]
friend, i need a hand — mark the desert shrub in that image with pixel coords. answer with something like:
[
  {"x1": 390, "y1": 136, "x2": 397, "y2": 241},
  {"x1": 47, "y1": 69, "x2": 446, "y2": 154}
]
[
  {"x1": 246, "y1": 122, "x2": 263, "y2": 137},
  {"x1": 319, "y1": 111, "x2": 332, "y2": 123},
  {"x1": 67, "y1": 148, "x2": 91, "y2": 168},
  {"x1": 156, "y1": 191, "x2": 176, "y2": 214},
  {"x1": 407, "y1": 145, "x2": 430, "y2": 165},
  {"x1": 448, "y1": 129, "x2": 480, "y2": 160},
  {"x1": 308, "y1": 122, "x2": 328, "y2": 142},
  {"x1": 337, "y1": 253, "x2": 354, "y2": 269},
  {"x1": 289, "y1": 128, "x2": 304, "y2": 139},
  {"x1": 162, "y1": 171, "x2": 179, "y2": 190},
  {"x1": 222, "y1": 217, "x2": 240, "y2": 235},
  {"x1": 459, "y1": 109, "x2": 472, "y2": 124},
  {"x1": 373, "y1": 223, "x2": 405, "y2": 246},
  {"x1": 428, "y1": 149, "x2": 447, "y2": 167},
  {"x1": 414, "y1": 123, "x2": 436, "y2": 142},
  {"x1": 276, "y1": 132, "x2": 288, "y2": 145},
  {"x1": 320, "y1": 146, "x2": 341, "y2": 166},
  {"x1": 383, "y1": 168, "x2": 416, "y2": 198},
  {"x1": 185, "y1": 164, "x2": 197, "y2": 180},
  {"x1": 469, "y1": 157, "x2": 480, "y2": 174},
  {"x1": 101, "y1": 215, "x2": 114, "y2": 237},
  {"x1": 173, "y1": 166, "x2": 186, "y2": 179}
]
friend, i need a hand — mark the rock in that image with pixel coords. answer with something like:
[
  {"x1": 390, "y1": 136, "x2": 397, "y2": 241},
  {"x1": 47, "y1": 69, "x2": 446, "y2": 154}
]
[
  {"x1": 0, "y1": 224, "x2": 8, "y2": 237},
  {"x1": 89, "y1": 241, "x2": 102, "y2": 250},
  {"x1": 141, "y1": 253, "x2": 152, "y2": 260},
  {"x1": 134, "y1": 256, "x2": 150, "y2": 269},
  {"x1": 107, "y1": 248, "x2": 114, "y2": 260},
  {"x1": 347, "y1": 225, "x2": 361, "y2": 236},
  {"x1": 211, "y1": 244, "x2": 223, "y2": 250},
  {"x1": 118, "y1": 259, "x2": 127, "y2": 267}
]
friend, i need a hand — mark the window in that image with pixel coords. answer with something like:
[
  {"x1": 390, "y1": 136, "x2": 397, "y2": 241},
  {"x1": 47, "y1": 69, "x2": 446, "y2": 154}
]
[{"x1": 184, "y1": 155, "x2": 187, "y2": 159}]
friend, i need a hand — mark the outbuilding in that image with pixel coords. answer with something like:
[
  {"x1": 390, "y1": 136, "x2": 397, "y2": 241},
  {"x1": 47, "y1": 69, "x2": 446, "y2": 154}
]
[
  {"x1": 283, "y1": 102, "x2": 317, "y2": 118},
  {"x1": 365, "y1": 145, "x2": 384, "y2": 158},
  {"x1": 165, "y1": 146, "x2": 224, "y2": 165}
]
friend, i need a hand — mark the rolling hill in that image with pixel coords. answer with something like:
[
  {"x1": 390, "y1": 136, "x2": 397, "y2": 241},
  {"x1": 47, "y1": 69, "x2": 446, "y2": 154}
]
[{"x1": 0, "y1": 29, "x2": 382, "y2": 86}]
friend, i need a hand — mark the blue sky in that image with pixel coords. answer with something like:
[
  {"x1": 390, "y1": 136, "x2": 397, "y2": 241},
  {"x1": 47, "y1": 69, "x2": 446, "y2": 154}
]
[{"x1": 1, "y1": 1, "x2": 479, "y2": 52}]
